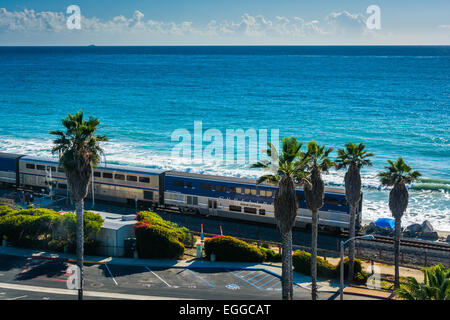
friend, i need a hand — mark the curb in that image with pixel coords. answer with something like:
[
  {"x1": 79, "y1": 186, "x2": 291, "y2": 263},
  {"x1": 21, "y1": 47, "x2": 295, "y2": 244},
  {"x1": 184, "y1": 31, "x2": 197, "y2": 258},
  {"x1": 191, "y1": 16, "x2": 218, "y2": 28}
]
[
  {"x1": 29, "y1": 254, "x2": 108, "y2": 265},
  {"x1": 343, "y1": 289, "x2": 392, "y2": 300}
]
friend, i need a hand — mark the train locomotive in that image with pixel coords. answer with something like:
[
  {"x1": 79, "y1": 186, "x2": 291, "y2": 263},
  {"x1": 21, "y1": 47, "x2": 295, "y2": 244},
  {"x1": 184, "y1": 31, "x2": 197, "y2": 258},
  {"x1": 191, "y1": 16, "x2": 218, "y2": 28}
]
[{"x1": 0, "y1": 152, "x2": 362, "y2": 232}]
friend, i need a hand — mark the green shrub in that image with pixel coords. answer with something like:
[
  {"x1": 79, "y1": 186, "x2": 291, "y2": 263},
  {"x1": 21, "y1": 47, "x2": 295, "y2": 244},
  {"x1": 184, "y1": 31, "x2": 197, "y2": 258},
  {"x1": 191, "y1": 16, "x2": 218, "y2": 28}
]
[
  {"x1": 136, "y1": 211, "x2": 186, "y2": 241},
  {"x1": 204, "y1": 236, "x2": 266, "y2": 262},
  {"x1": 0, "y1": 207, "x2": 103, "y2": 253},
  {"x1": 0, "y1": 204, "x2": 15, "y2": 217},
  {"x1": 292, "y1": 250, "x2": 368, "y2": 282},
  {"x1": 292, "y1": 250, "x2": 336, "y2": 278},
  {"x1": 260, "y1": 247, "x2": 281, "y2": 262},
  {"x1": 52, "y1": 210, "x2": 104, "y2": 253},
  {"x1": 135, "y1": 221, "x2": 184, "y2": 259}
]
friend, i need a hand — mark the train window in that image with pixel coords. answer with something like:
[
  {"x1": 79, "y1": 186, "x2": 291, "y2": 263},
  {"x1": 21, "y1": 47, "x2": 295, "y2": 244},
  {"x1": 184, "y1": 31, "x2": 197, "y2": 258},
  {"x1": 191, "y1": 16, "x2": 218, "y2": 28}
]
[
  {"x1": 229, "y1": 205, "x2": 242, "y2": 212},
  {"x1": 259, "y1": 209, "x2": 266, "y2": 215},
  {"x1": 341, "y1": 199, "x2": 348, "y2": 206},
  {"x1": 36, "y1": 165, "x2": 45, "y2": 171},
  {"x1": 139, "y1": 177, "x2": 150, "y2": 183},
  {"x1": 201, "y1": 184, "x2": 212, "y2": 190},
  {"x1": 186, "y1": 181, "x2": 192, "y2": 188},
  {"x1": 58, "y1": 183, "x2": 67, "y2": 189},
  {"x1": 229, "y1": 187, "x2": 236, "y2": 193},
  {"x1": 236, "y1": 187, "x2": 242, "y2": 194},
  {"x1": 57, "y1": 167, "x2": 65, "y2": 173},
  {"x1": 193, "y1": 197, "x2": 198, "y2": 205},
  {"x1": 26, "y1": 163, "x2": 35, "y2": 169},
  {"x1": 266, "y1": 190, "x2": 273, "y2": 197},
  {"x1": 103, "y1": 172, "x2": 113, "y2": 179},
  {"x1": 173, "y1": 180, "x2": 184, "y2": 187},
  {"x1": 127, "y1": 175, "x2": 137, "y2": 182},
  {"x1": 93, "y1": 171, "x2": 101, "y2": 177},
  {"x1": 259, "y1": 190, "x2": 266, "y2": 197},
  {"x1": 244, "y1": 188, "x2": 256, "y2": 195},
  {"x1": 50, "y1": 167, "x2": 56, "y2": 172},
  {"x1": 115, "y1": 174, "x2": 125, "y2": 180},
  {"x1": 325, "y1": 197, "x2": 339, "y2": 205},
  {"x1": 244, "y1": 207, "x2": 257, "y2": 214},
  {"x1": 143, "y1": 191, "x2": 153, "y2": 200},
  {"x1": 187, "y1": 196, "x2": 193, "y2": 205},
  {"x1": 215, "y1": 185, "x2": 226, "y2": 192}
]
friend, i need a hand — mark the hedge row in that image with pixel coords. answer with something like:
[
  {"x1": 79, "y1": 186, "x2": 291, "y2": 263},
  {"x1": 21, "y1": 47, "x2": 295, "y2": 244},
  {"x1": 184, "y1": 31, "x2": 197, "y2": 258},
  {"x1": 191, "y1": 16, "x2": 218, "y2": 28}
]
[
  {"x1": 134, "y1": 211, "x2": 192, "y2": 259},
  {"x1": 0, "y1": 205, "x2": 103, "y2": 254},
  {"x1": 204, "y1": 236, "x2": 278, "y2": 263},
  {"x1": 292, "y1": 250, "x2": 368, "y2": 283}
]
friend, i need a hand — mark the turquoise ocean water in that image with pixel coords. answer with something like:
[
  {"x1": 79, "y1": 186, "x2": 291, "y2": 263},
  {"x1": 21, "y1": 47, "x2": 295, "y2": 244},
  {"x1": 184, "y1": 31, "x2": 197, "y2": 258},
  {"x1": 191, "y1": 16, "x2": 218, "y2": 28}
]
[{"x1": 0, "y1": 46, "x2": 448, "y2": 230}]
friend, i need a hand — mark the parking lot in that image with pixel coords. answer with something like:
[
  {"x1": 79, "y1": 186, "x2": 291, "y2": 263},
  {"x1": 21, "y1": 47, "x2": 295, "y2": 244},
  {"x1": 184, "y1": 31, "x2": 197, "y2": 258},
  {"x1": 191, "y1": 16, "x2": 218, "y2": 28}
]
[{"x1": 0, "y1": 254, "x2": 331, "y2": 300}]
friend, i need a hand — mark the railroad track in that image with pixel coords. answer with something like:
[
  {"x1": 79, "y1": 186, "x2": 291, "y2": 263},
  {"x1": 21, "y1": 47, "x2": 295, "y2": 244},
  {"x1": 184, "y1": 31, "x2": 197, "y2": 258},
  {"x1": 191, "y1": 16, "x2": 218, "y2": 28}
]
[
  {"x1": 359, "y1": 234, "x2": 450, "y2": 252},
  {"x1": 160, "y1": 207, "x2": 450, "y2": 253}
]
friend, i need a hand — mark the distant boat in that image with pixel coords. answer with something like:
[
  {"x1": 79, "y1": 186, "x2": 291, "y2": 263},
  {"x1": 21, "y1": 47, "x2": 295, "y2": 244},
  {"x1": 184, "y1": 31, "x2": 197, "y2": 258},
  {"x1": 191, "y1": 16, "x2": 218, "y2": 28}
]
[{"x1": 88, "y1": 44, "x2": 96, "y2": 47}]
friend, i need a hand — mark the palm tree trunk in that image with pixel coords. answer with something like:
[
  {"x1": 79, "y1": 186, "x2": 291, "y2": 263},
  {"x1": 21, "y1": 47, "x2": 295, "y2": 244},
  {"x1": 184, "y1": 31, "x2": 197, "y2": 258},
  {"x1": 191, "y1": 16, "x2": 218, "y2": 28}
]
[
  {"x1": 281, "y1": 231, "x2": 294, "y2": 300},
  {"x1": 287, "y1": 230, "x2": 293, "y2": 299},
  {"x1": 394, "y1": 217, "x2": 401, "y2": 289},
  {"x1": 75, "y1": 199, "x2": 84, "y2": 300},
  {"x1": 348, "y1": 204, "x2": 356, "y2": 282},
  {"x1": 311, "y1": 209, "x2": 318, "y2": 300}
]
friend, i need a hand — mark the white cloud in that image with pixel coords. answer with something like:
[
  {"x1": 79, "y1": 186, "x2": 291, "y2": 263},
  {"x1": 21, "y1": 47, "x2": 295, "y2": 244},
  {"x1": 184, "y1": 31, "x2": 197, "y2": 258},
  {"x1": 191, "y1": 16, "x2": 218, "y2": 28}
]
[
  {"x1": 325, "y1": 11, "x2": 367, "y2": 35},
  {"x1": 0, "y1": 8, "x2": 448, "y2": 45}
]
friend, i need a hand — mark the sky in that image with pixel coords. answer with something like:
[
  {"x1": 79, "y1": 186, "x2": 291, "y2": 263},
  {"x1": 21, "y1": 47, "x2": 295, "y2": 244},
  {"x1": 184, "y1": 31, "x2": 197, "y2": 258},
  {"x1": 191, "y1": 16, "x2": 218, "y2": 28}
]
[{"x1": 0, "y1": 0, "x2": 449, "y2": 45}]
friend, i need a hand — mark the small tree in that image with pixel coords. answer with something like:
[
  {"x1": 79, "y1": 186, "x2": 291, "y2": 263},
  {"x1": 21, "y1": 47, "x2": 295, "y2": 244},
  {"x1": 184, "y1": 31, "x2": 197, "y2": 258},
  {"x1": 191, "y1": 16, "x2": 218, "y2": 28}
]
[
  {"x1": 50, "y1": 110, "x2": 107, "y2": 300},
  {"x1": 395, "y1": 264, "x2": 449, "y2": 300},
  {"x1": 302, "y1": 140, "x2": 334, "y2": 300},
  {"x1": 336, "y1": 142, "x2": 373, "y2": 281},
  {"x1": 251, "y1": 137, "x2": 307, "y2": 300},
  {"x1": 378, "y1": 157, "x2": 421, "y2": 289}
]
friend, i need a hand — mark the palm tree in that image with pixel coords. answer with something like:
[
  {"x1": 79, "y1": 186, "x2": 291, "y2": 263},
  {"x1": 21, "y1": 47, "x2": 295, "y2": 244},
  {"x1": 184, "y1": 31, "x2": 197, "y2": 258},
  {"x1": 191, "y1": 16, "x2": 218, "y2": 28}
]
[
  {"x1": 302, "y1": 140, "x2": 334, "y2": 300},
  {"x1": 336, "y1": 142, "x2": 373, "y2": 281},
  {"x1": 251, "y1": 137, "x2": 307, "y2": 300},
  {"x1": 50, "y1": 110, "x2": 107, "y2": 300},
  {"x1": 395, "y1": 264, "x2": 449, "y2": 300},
  {"x1": 378, "y1": 157, "x2": 421, "y2": 289}
]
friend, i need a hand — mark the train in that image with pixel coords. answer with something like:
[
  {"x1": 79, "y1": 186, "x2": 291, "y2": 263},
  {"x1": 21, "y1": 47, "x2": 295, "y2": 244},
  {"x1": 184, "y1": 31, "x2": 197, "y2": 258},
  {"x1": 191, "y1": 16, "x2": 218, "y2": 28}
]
[{"x1": 0, "y1": 152, "x2": 362, "y2": 233}]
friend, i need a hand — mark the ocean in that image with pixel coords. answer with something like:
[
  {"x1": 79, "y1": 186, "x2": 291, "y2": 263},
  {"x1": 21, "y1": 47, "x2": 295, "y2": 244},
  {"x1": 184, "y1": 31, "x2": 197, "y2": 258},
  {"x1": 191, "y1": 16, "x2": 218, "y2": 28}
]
[{"x1": 0, "y1": 46, "x2": 449, "y2": 230}]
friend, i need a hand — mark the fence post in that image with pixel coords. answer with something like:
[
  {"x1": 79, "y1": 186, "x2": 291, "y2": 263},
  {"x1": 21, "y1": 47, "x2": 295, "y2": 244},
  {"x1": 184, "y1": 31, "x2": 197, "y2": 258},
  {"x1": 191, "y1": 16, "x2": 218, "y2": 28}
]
[
  {"x1": 323, "y1": 251, "x2": 327, "y2": 261},
  {"x1": 424, "y1": 249, "x2": 428, "y2": 267}
]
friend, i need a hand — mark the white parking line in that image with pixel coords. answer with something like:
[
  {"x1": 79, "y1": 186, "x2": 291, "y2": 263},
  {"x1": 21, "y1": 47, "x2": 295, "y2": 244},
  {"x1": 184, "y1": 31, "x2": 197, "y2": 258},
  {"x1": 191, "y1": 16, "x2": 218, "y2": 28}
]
[
  {"x1": 145, "y1": 267, "x2": 171, "y2": 287},
  {"x1": 104, "y1": 264, "x2": 118, "y2": 286},
  {"x1": 259, "y1": 276, "x2": 278, "y2": 289},
  {"x1": 253, "y1": 274, "x2": 271, "y2": 285},
  {"x1": 7, "y1": 295, "x2": 28, "y2": 300},
  {"x1": 184, "y1": 269, "x2": 216, "y2": 289},
  {"x1": 229, "y1": 270, "x2": 263, "y2": 291}
]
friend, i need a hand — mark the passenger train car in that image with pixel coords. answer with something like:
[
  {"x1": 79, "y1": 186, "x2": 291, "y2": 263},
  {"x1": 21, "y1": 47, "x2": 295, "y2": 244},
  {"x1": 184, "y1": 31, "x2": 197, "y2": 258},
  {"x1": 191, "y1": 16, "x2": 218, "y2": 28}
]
[{"x1": 0, "y1": 152, "x2": 362, "y2": 232}]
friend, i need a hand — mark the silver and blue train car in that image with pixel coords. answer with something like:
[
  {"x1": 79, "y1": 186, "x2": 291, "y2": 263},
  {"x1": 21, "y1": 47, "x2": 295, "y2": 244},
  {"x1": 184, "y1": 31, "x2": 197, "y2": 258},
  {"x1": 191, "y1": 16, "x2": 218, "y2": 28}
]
[
  {"x1": 163, "y1": 171, "x2": 361, "y2": 231},
  {"x1": 18, "y1": 156, "x2": 163, "y2": 206},
  {"x1": 0, "y1": 153, "x2": 23, "y2": 187}
]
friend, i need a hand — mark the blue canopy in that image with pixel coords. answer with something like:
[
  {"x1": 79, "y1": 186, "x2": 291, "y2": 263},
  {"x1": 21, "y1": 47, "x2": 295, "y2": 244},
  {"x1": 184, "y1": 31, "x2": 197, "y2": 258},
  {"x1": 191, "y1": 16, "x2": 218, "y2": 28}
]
[{"x1": 374, "y1": 218, "x2": 395, "y2": 229}]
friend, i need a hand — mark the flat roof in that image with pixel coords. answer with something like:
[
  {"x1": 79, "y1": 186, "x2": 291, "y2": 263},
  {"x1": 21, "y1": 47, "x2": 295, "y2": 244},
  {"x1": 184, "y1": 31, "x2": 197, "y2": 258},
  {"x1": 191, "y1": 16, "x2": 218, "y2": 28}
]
[
  {"x1": 20, "y1": 155, "x2": 163, "y2": 175},
  {"x1": 165, "y1": 171, "x2": 345, "y2": 194}
]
